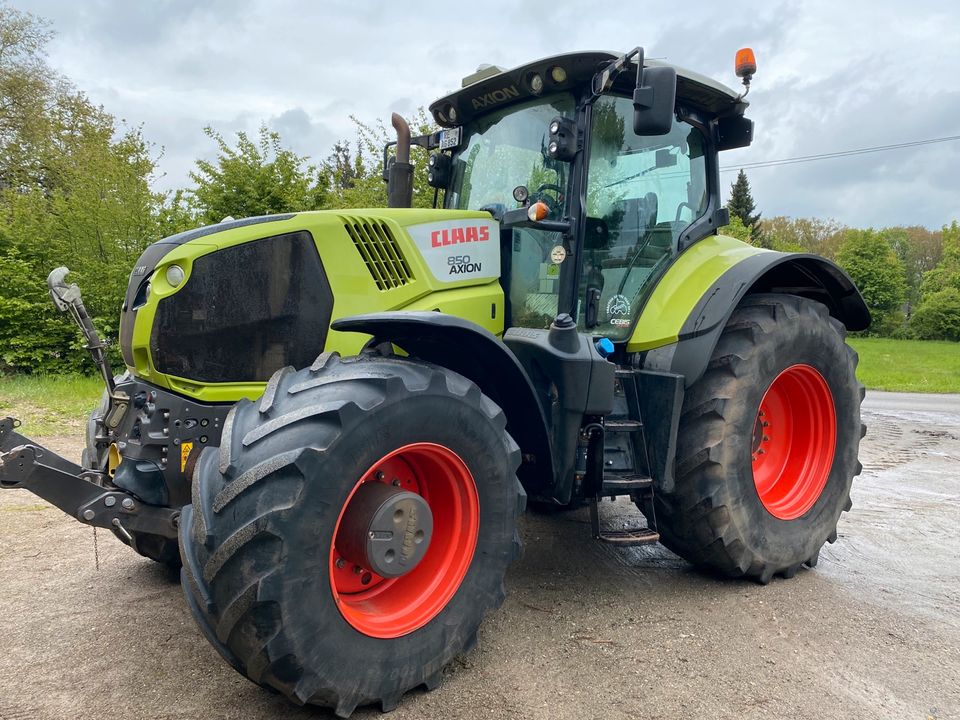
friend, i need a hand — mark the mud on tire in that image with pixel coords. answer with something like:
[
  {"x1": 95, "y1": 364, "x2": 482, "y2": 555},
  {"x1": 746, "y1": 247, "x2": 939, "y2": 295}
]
[
  {"x1": 638, "y1": 294, "x2": 865, "y2": 583},
  {"x1": 179, "y1": 353, "x2": 523, "y2": 717}
]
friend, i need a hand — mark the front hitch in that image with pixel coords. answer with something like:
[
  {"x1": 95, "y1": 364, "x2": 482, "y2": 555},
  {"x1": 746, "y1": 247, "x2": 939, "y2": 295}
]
[{"x1": 0, "y1": 417, "x2": 179, "y2": 541}]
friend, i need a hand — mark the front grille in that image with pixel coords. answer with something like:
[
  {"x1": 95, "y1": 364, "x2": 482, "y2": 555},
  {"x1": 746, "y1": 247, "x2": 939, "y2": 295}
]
[
  {"x1": 342, "y1": 217, "x2": 414, "y2": 290},
  {"x1": 150, "y1": 231, "x2": 334, "y2": 383}
]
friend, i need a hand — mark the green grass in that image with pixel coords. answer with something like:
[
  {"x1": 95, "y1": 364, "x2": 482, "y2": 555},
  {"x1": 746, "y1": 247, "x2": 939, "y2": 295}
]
[
  {"x1": 0, "y1": 339, "x2": 956, "y2": 437},
  {"x1": 0, "y1": 374, "x2": 104, "y2": 436},
  {"x1": 848, "y1": 338, "x2": 960, "y2": 393}
]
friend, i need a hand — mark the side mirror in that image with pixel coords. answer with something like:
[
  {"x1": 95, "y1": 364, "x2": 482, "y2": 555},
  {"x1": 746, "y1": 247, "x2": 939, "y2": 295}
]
[{"x1": 633, "y1": 65, "x2": 677, "y2": 136}]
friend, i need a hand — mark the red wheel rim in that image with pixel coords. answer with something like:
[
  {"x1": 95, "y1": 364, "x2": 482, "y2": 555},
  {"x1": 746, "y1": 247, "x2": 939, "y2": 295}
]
[
  {"x1": 752, "y1": 364, "x2": 836, "y2": 520},
  {"x1": 330, "y1": 443, "x2": 479, "y2": 638}
]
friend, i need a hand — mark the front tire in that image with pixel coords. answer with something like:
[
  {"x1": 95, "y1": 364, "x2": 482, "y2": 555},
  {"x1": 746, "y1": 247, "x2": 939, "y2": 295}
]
[
  {"x1": 179, "y1": 353, "x2": 522, "y2": 717},
  {"x1": 639, "y1": 294, "x2": 864, "y2": 583}
]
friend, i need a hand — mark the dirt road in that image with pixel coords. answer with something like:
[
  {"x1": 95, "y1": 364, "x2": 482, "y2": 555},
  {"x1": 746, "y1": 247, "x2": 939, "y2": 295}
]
[{"x1": 1, "y1": 391, "x2": 957, "y2": 720}]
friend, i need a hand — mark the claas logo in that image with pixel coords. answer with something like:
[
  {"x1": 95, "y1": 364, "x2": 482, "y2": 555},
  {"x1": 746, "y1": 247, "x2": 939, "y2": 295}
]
[{"x1": 431, "y1": 225, "x2": 490, "y2": 247}]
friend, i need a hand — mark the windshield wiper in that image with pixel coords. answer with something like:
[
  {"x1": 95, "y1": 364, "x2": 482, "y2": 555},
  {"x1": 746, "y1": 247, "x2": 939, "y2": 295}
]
[{"x1": 603, "y1": 164, "x2": 656, "y2": 189}]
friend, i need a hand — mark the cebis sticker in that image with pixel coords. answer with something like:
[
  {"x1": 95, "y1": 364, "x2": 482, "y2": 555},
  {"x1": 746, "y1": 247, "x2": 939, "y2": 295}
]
[{"x1": 405, "y1": 218, "x2": 500, "y2": 284}]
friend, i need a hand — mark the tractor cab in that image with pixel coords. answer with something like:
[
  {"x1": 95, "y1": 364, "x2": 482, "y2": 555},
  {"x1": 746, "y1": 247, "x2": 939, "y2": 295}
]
[{"x1": 415, "y1": 50, "x2": 754, "y2": 339}]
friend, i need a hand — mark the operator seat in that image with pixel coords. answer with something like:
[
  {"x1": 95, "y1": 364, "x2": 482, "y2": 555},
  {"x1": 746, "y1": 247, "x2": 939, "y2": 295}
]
[
  {"x1": 618, "y1": 193, "x2": 672, "y2": 268},
  {"x1": 618, "y1": 193, "x2": 658, "y2": 240}
]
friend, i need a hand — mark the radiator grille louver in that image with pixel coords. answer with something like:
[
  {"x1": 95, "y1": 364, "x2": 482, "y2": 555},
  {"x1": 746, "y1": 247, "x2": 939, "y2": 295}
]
[{"x1": 342, "y1": 218, "x2": 414, "y2": 290}]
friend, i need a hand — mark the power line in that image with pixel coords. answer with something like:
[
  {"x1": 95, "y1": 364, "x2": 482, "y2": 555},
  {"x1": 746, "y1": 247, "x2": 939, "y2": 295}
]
[{"x1": 719, "y1": 134, "x2": 960, "y2": 173}]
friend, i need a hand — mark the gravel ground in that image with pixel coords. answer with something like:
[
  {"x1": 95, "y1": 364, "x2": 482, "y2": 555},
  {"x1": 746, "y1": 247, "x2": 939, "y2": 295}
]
[{"x1": 1, "y1": 390, "x2": 958, "y2": 720}]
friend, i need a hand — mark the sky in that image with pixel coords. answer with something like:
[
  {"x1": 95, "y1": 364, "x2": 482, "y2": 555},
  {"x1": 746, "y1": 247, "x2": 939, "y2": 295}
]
[{"x1": 18, "y1": 0, "x2": 960, "y2": 229}]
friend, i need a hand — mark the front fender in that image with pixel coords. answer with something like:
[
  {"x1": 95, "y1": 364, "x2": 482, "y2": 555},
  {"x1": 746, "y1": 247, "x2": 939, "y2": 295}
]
[{"x1": 331, "y1": 312, "x2": 554, "y2": 497}]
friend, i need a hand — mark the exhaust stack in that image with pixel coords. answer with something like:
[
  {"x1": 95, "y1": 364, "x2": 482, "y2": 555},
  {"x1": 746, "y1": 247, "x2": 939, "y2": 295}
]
[{"x1": 387, "y1": 113, "x2": 414, "y2": 208}]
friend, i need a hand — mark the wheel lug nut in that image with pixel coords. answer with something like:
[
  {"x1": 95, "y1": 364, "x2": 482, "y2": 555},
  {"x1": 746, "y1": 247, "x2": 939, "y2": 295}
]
[
  {"x1": 375, "y1": 471, "x2": 385, "y2": 481},
  {"x1": 335, "y1": 558, "x2": 345, "y2": 569},
  {"x1": 762, "y1": 435, "x2": 769, "y2": 442},
  {"x1": 353, "y1": 565, "x2": 363, "y2": 574},
  {"x1": 392, "y1": 478, "x2": 401, "y2": 487}
]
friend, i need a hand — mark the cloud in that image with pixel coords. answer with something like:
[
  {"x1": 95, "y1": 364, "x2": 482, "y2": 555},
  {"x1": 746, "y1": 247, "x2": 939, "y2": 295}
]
[
  {"x1": 26, "y1": 0, "x2": 960, "y2": 227},
  {"x1": 268, "y1": 107, "x2": 336, "y2": 163}
]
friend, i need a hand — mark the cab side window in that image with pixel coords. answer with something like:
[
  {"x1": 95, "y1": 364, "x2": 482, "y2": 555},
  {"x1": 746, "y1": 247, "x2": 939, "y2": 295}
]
[{"x1": 582, "y1": 96, "x2": 708, "y2": 338}]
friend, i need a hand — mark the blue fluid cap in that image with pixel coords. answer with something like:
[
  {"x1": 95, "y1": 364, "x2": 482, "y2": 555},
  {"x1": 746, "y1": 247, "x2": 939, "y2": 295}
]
[{"x1": 595, "y1": 337, "x2": 614, "y2": 358}]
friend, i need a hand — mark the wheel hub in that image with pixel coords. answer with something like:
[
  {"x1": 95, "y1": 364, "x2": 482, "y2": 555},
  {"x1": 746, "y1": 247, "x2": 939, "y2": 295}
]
[
  {"x1": 336, "y1": 482, "x2": 433, "y2": 578},
  {"x1": 330, "y1": 442, "x2": 479, "y2": 639},
  {"x1": 751, "y1": 363, "x2": 837, "y2": 520}
]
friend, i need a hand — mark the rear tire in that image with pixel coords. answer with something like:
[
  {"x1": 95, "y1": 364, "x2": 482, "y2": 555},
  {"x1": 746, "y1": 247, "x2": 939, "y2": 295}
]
[
  {"x1": 639, "y1": 294, "x2": 864, "y2": 583},
  {"x1": 179, "y1": 353, "x2": 523, "y2": 717}
]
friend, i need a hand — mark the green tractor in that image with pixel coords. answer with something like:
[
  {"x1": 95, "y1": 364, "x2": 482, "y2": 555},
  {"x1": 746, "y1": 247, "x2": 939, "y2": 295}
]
[{"x1": 0, "y1": 47, "x2": 867, "y2": 716}]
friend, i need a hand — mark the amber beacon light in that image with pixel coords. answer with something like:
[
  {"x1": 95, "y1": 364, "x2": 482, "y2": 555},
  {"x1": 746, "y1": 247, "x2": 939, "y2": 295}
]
[{"x1": 736, "y1": 47, "x2": 757, "y2": 80}]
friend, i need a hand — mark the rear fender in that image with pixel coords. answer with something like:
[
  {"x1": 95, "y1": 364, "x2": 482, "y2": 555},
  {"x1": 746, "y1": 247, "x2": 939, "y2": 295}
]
[
  {"x1": 331, "y1": 312, "x2": 555, "y2": 498},
  {"x1": 642, "y1": 252, "x2": 870, "y2": 386}
]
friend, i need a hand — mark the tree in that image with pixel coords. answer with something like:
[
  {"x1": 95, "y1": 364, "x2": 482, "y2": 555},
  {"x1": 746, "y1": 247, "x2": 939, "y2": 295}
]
[
  {"x1": 882, "y1": 225, "x2": 944, "y2": 309},
  {"x1": 0, "y1": 5, "x2": 54, "y2": 190},
  {"x1": 188, "y1": 125, "x2": 325, "y2": 224},
  {"x1": 720, "y1": 213, "x2": 752, "y2": 242},
  {"x1": 188, "y1": 109, "x2": 438, "y2": 223},
  {"x1": 911, "y1": 287, "x2": 960, "y2": 341},
  {"x1": 836, "y1": 229, "x2": 907, "y2": 335},
  {"x1": 908, "y1": 220, "x2": 960, "y2": 340},
  {"x1": 320, "y1": 110, "x2": 437, "y2": 210},
  {"x1": 761, "y1": 216, "x2": 846, "y2": 257},
  {"x1": 919, "y1": 220, "x2": 960, "y2": 296},
  {"x1": 0, "y1": 6, "x2": 165, "y2": 373},
  {"x1": 727, "y1": 169, "x2": 763, "y2": 244}
]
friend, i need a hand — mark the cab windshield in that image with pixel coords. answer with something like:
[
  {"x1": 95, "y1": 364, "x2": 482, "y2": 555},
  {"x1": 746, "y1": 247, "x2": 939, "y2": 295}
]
[
  {"x1": 447, "y1": 94, "x2": 575, "y2": 217},
  {"x1": 447, "y1": 94, "x2": 576, "y2": 329}
]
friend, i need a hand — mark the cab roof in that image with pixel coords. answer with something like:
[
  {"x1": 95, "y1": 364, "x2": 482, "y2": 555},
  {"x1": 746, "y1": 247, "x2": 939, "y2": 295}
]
[{"x1": 429, "y1": 50, "x2": 746, "y2": 128}]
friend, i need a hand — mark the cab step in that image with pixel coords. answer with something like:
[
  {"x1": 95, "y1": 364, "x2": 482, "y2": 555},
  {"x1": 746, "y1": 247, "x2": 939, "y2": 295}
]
[
  {"x1": 604, "y1": 419, "x2": 643, "y2": 433},
  {"x1": 593, "y1": 526, "x2": 661, "y2": 546},
  {"x1": 601, "y1": 473, "x2": 652, "y2": 495},
  {"x1": 588, "y1": 494, "x2": 660, "y2": 547}
]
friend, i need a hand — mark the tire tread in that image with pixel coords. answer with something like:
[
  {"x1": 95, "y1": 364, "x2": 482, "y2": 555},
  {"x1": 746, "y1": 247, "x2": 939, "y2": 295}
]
[
  {"x1": 640, "y1": 294, "x2": 864, "y2": 582},
  {"x1": 180, "y1": 355, "x2": 522, "y2": 715}
]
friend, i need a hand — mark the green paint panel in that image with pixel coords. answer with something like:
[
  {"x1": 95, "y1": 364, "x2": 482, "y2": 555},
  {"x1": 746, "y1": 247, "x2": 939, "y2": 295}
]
[
  {"x1": 626, "y1": 234, "x2": 772, "y2": 352},
  {"x1": 128, "y1": 209, "x2": 504, "y2": 403}
]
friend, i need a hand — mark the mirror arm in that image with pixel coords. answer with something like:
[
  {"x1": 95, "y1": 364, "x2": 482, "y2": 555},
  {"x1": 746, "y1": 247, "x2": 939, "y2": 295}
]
[
  {"x1": 589, "y1": 47, "x2": 643, "y2": 105},
  {"x1": 499, "y1": 207, "x2": 573, "y2": 234}
]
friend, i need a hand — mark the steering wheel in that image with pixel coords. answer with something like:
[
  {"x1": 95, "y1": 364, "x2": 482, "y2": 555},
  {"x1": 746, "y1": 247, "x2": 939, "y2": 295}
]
[{"x1": 531, "y1": 183, "x2": 564, "y2": 214}]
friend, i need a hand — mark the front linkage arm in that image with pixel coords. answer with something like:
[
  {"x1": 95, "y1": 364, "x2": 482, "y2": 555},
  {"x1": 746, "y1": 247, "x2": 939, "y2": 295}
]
[
  {"x1": 0, "y1": 418, "x2": 179, "y2": 541},
  {"x1": 47, "y1": 268, "x2": 129, "y2": 430}
]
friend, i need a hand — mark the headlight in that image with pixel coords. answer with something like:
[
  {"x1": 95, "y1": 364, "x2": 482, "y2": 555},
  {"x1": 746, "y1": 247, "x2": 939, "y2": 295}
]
[{"x1": 166, "y1": 265, "x2": 185, "y2": 287}]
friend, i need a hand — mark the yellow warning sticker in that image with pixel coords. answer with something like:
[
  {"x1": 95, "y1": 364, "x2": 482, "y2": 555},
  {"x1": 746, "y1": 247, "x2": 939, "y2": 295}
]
[{"x1": 180, "y1": 441, "x2": 194, "y2": 472}]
